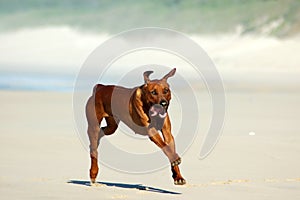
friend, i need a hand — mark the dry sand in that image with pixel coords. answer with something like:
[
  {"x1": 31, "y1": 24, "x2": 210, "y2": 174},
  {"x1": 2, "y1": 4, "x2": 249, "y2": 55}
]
[{"x1": 0, "y1": 89, "x2": 299, "y2": 200}]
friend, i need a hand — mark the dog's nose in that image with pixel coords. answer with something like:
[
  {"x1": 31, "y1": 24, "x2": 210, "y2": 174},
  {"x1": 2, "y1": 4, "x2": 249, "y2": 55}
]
[{"x1": 160, "y1": 100, "x2": 168, "y2": 107}]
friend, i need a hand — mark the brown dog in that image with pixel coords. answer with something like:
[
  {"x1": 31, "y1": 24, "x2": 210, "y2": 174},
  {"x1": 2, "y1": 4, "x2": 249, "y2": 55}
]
[{"x1": 85, "y1": 68, "x2": 186, "y2": 185}]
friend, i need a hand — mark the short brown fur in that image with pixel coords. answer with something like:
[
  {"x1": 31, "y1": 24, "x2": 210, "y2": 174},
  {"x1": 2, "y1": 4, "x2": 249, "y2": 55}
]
[{"x1": 85, "y1": 68, "x2": 186, "y2": 185}]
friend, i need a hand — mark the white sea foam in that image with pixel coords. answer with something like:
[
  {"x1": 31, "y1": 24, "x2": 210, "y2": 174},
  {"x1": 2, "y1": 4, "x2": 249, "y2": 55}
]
[{"x1": 0, "y1": 26, "x2": 299, "y2": 90}]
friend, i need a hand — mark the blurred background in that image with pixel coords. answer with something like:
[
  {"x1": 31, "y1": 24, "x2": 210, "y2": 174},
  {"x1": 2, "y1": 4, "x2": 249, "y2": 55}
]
[
  {"x1": 0, "y1": 0, "x2": 299, "y2": 91},
  {"x1": 1, "y1": 2, "x2": 300, "y2": 198}
]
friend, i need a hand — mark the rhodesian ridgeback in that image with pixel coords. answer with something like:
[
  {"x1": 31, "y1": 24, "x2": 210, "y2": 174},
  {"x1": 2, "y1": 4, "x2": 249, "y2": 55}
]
[{"x1": 85, "y1": 68, "x2": 186, "y2": 185}]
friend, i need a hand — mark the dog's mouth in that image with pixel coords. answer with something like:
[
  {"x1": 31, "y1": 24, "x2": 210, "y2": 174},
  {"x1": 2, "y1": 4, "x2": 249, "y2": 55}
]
[{"x1": 149, "y1": 104, "x2": 167, "y2": 119}]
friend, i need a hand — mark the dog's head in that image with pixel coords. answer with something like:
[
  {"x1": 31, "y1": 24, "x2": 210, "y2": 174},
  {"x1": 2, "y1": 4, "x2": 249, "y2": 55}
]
[{"x1": 141, "y1": 68, "x2": 176, "y2": 120}]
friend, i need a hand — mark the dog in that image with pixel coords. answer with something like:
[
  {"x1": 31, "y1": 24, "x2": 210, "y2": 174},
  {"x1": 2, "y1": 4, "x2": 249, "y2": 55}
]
[{"x1": 85, "y1": 68, "x2": 186, "y2": 185}]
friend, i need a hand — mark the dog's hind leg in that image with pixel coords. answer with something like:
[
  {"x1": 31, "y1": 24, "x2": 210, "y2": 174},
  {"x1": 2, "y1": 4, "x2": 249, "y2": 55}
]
[
  {"x1": 87, "y1": 125, "x2": 102, "y2": 184},
  {"x1": 86, "y1": 96, "x2": 120, "y2": 183},
  {"x1": 86, "y1": 96, "x2": 104, "y2": 184},
  {"x1": 102, "y1": 116, "x2": 120, "y2": 135},
  {"x1": 87, "y1": 116, "x2": 119, "y2": 183}
]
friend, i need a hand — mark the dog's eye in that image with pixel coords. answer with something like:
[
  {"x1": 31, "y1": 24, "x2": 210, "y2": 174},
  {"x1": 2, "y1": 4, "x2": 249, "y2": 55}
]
[
  {"x1": 163, "y1": 88, "x2": 169, "y2": 94},
  {"x1": 151, "y1": 90, "x2": 157, "y2": 95}
]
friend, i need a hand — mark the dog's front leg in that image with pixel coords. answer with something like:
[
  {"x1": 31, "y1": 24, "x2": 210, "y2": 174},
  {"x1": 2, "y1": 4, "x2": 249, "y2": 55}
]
[
  {"x1": 148, "y1": 126, "x2": 186, "y2": 185},
  {"x1": 148, "y1": 127, "x2": 179, "y2": 163},
  {"x1": 161, "y1": 115, "x2": 186, "y2": 185}
]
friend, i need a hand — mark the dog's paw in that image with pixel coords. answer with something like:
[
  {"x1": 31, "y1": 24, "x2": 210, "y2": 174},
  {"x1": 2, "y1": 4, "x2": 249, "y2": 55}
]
[
  {"x1": 90, "y1": 178, "x2": 96, "y2": 185},
  {"x1": 90, "y1": 182, "x2": 106, "y2": 187},
  {"x1": 171, "y1": 157, "x2": 181, "y2": 167},
  {"x1": 174, "y1": 178, "x2": 186, "y2": 185}
]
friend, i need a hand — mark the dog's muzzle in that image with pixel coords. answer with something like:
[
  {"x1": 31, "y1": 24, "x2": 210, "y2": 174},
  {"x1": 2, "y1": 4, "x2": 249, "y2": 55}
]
[{"x1": 149, "y1": 104, "x2": 167, "y2": 119}]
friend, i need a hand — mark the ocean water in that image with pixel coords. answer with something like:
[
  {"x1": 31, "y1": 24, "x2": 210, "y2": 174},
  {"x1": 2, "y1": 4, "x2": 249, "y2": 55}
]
[
  {"x1": 0, "y1": 1, "x2": 299, "y2": 92},
  {"x1": 0, "y1": 72, "x2": 74, "y2": 92},
  {"x1": 0, "y1": 26, "x2": 299, "y2": 92},
  {"x1": 0, "y1": 0, "x2": 298, "y2": 36}
]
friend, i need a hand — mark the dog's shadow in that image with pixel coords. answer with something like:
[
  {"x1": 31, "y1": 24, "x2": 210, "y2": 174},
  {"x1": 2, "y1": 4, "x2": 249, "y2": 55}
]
[{"x1": 68, "y1": 180, "x2": 181, "y2": 195}]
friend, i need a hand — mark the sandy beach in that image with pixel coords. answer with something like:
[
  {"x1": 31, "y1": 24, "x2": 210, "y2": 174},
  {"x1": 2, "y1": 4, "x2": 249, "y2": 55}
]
[
  {"x1": 0, "y1": 89, "x2": 299, "y2": 200},
  {"x1": 1, "y1": 1, "x2": 300, "y2": 199}
]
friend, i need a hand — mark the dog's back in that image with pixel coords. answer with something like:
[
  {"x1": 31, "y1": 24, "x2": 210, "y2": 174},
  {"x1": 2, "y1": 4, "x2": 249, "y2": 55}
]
[{"x1": 92, "y1": 84, "x2": 135, "y2": 120}]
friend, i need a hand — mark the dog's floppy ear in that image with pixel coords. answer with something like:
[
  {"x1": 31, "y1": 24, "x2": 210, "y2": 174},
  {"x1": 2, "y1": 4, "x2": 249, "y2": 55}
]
[
  {"x1": 162, "y1": 68, "x2": 176, "y2": 81},
  {"x1": 132, "y1": 88, "x2": 149, "y2": 126},
  {"x1": 143, "y1": 71, "x2": 154, "y2": 83}
]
